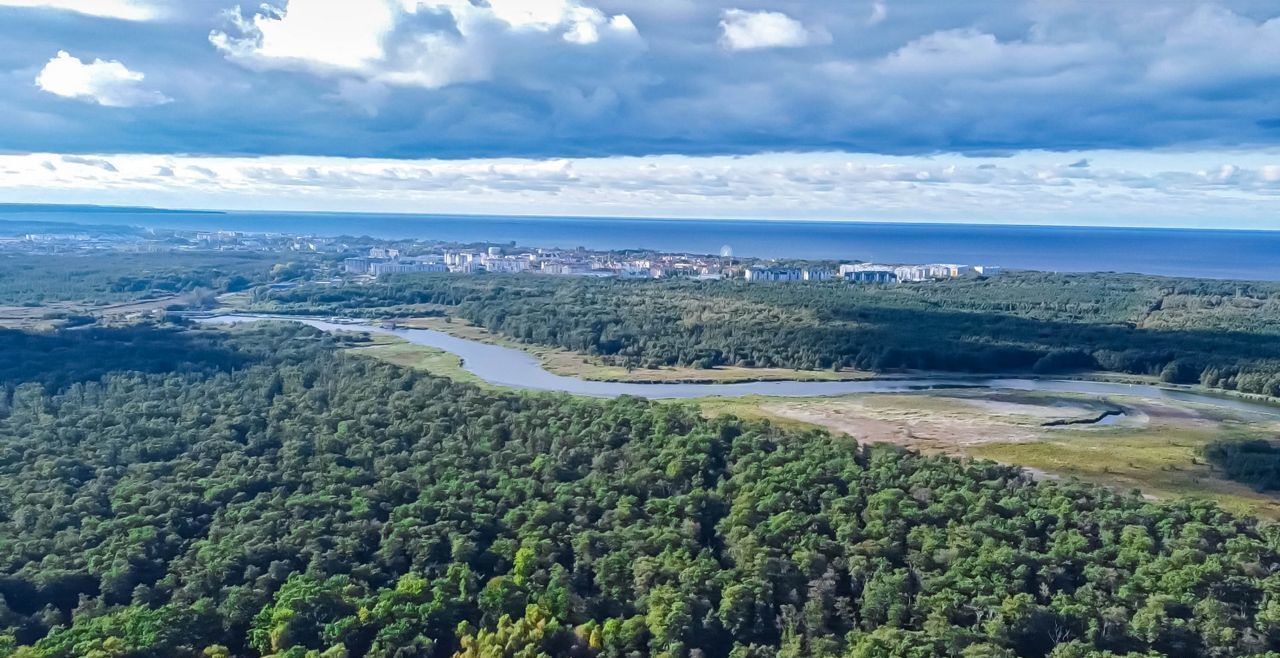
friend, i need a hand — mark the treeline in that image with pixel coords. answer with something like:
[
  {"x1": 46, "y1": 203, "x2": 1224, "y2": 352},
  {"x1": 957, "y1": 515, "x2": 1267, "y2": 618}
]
[
  {"x1": 0, "y1": 322, "x2": 350, "y2": 394},
  {"x1": 3, "y1": 322, "x2": 1280, "y2": 656},
  {"x1": 248, "y1": 277, "x2": 456, "y2": 317},
  {"x1": 256, "y1": 272, "x2": 1280, "y2": 396},
  {"x1": 0, "y1": 253, "x2": 310, "y2": 306},
  {"x1": 1204, "y1": 440, "x2": 1280, "y2": 491}
]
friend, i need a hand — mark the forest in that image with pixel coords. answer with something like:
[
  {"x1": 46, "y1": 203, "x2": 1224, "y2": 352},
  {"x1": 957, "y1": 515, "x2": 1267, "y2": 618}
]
[
  {"x1": 1204, "y1": 440, "x2": 1280, "y2": 492},
  {"x1": 257, "y1": 272, "x2": 1280, "y2": 397},
  {"x1": 0, "y1": 253, "x2": 308, "y2": 306},
  {"x1": 0, "y1": 323, "x2": 255, "y2": 391},
  {"x1": 4, "y1": 321, "x2": 1280, "y2": 657}
]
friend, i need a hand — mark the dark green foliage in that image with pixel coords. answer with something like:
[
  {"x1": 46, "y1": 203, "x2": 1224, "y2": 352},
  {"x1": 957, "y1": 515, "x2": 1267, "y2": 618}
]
[
  {"x1": 0, "y1": 253, "x2": 303, "y2": 306},
  {"x1": 1204, "y1": 439, "x2": 1280, "y2": 491},
  {"x1": 2, "y1": 323, "x2": 1280, "y2": 657},
  {"x1": 0, "y1": 326, "x2": 252, "y2": 392},
  {"x1": 258, "y1": 272, "x2": 1280, "y2": 396},
  {"x1": 1032, "y1": 351, "x2": 1098, "y2": 375}
]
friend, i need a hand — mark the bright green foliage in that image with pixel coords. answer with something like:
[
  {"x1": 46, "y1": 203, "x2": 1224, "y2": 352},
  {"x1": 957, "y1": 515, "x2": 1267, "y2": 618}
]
[
  {"x1": 20, "y1": 604, "x2": 213, "y2": 657},
  {"x1": 452, "y1": 605, "x2": 582, "y2": 658},
  {"x1": 250, "y1": 574, "x2": 357, "y2": 656},
  {"x1": 2, "y1": 322, "x2": 1280, "y2": 658}
]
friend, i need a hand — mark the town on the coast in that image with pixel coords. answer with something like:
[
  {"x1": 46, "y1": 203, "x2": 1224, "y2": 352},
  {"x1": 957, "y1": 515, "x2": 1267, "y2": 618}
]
[
  {"x1": 2, "y1": 224, "x2": 1001, "y2": 284},
  {"x1": 342, "y1": 245, "x2": 1000, "y2": 283}
]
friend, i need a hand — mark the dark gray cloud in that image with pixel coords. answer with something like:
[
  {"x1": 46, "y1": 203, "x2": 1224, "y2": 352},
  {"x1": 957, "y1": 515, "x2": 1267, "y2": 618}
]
[{"x1": 2, "y1": 0, "x2": 1280, "y2": 158}]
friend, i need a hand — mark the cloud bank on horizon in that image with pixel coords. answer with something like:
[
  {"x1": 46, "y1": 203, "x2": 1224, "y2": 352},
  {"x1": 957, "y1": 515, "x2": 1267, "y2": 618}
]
[
  {"x1": 1, "y1": 0, "x2": 1280, "y2": 226},
  {"x1": 3, "y1": 151, "x2": 1279, "y2": 229}
]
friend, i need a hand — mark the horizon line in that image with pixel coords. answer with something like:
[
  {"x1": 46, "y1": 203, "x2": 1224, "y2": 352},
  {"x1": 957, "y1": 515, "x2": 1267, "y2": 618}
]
[{"x1": 0, "y1": 201, "x2": 1277, "y2": 234}]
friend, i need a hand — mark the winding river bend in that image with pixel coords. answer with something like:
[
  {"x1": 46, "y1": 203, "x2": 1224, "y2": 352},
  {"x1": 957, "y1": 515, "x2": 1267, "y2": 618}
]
[{"x1": 203, "y1": 315, "x2": 1280, "y2": 416}]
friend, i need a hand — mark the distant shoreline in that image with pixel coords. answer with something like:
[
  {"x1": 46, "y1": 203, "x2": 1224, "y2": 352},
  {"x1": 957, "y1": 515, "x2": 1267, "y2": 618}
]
[
  {"x1": 6, "y1": 204, "x2": 1280, "y2": 280},
  {"x1": 1, "y1": 202, "x2": 1277, "y2": 233}
]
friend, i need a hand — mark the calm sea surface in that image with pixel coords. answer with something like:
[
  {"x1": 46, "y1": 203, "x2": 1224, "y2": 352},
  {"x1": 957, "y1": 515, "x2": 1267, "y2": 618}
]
[{"x1": 5, "y1": 206, "x2": 1280, "y2": 281}]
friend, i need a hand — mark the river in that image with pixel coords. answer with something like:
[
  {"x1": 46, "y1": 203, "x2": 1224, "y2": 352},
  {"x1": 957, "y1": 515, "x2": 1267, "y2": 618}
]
[{"x1": 202, "y1": 315, "x2": 1280, "y2": 416}]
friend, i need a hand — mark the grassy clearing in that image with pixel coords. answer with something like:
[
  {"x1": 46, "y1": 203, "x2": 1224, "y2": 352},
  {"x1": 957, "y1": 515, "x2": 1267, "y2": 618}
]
[
  {"x1": 971, "y1": 427, "x2": 1280, "y2": 519},
  {"x1": 347, "y1": 338, "x2": 492, "y2": 389},
  {"x1": 0, "y1": 296, "x2": 181, "y2": 330},
  {"x1": 697, "y1": 391, "x2": 1280, "y2": 520},
  {"x1": 397, "y1": 315, "x2": 873, "y2": 383},
  {"x1": 688, "y1": 395, "x2": 839, "y2": 433},
  {"x1": 701, "y1": 391, "x2": 1112, "y2": 452},
  {"x1": 215, "y1": 292, "x2": 252, "y2": 311}
]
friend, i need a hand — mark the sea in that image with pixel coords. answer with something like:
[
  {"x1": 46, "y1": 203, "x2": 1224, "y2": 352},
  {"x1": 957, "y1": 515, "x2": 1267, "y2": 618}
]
[{"x1": 3, "y1": 204, "x2": 1280, "y2": 281}]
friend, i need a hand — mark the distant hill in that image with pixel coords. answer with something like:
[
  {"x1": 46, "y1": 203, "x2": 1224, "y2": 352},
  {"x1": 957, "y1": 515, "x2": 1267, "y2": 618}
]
[{"x1": 0, "y1": 202, "x2": 222, "y2": 216}]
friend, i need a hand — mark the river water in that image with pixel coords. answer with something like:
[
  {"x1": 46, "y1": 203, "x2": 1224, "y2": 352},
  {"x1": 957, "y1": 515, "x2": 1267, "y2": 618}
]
[{"x1": 203, "y1": 315, "x2": 1280, "y2": 416}]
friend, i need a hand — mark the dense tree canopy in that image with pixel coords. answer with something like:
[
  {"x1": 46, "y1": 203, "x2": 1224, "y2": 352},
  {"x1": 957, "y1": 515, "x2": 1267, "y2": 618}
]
[
  {"x1": 1204, "y1": 440, "x2": 1280, "y2": 492},
  {"x1": 259, "y1": 272, "x2": 1280, "y2": 396},
  {"x1": 3, "y1": 322, "x2": 1280, "y2": 657},
  {"x1": 0, "y1": 253, "x2": 308, "y2": 306},
  {"x1": 0, "y1": 325, "x2": 252, "y2": 392}
]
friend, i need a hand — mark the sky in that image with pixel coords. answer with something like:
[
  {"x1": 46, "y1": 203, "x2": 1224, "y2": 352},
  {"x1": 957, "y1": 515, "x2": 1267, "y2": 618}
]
[{"x1": 0, "y1": 0, "x2": 1279, "y2": 228}]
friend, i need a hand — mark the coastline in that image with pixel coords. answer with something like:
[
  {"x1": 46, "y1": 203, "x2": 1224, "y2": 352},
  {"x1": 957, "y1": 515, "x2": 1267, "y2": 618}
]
[{"x1": 11, "y1": 207, "x2": 1280, "y2": 280}]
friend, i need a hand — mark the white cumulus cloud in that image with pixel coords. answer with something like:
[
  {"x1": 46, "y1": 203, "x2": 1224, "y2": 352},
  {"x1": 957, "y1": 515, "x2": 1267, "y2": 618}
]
[
  {"x1": 481, "y1": 0, "x2": 630, "y2": 43},
  {"x1": 210, "y1": 0, "x2": 397, "y2": 71},
  {"x1": 486, "y1": 0, "x2": 575, "y2": 30},
  {"x1": 211, "y1": 0, "x2": 640, "y2": 87},
  {"x1": 35, "y1": 51, "x2": 171, "y2": 108},
  {"x1": 0, "y1": 0, "x2": 161, "y2": 20},
  {"x1": 719, "y1": 9, "x2": 828, "y2": 51}
]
